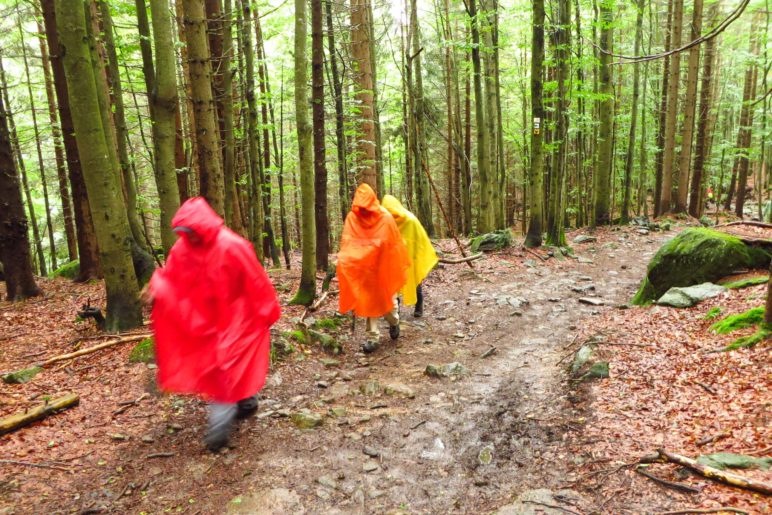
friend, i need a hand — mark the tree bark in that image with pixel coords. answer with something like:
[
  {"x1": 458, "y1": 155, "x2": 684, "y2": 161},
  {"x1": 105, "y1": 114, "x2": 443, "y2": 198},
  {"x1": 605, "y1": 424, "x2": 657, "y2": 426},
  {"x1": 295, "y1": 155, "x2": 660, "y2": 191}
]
[
  {"x1": 312, "y1": 0, "x2": 329, "y2": 270},
  {"x1": 182, "y1": 0, "x2": 225, "y2": 215},
  {"x1": 660, "y1": 0, "x2": 683, "y2": 214},
  {"x1": 621, "y1": 0, "x2": 644, "y2": 223},
  {"x1": 593, "y1": 0, "x2": 614, "y2": 227},
  {"x1": 350, "y1": 0, "x2": 377, "y2": 191},
  {"x1": 525, "y1": 0, "x2": 545, "y2": 247},
  {"x1": 325, "y1": 0, "x2": 348, "y2": 223},
  {"x1": 291, "y1": 0, "x2": 317, "y2": 305},
  {"x1": 37, "y1": 21, "x2": 77, "y2": 263},
  {"x1": 55, "y1": 0, "x2": 142, "y2": 331},
  {"x1": 674, "y1": 0, "x2": 703, "y2": 212},
  {"x1": 0, "y1": 89, "x2": 41, "y2": 300},
  {"x1": 40, "y1": 0, "x2": 101, "y2": 281}
]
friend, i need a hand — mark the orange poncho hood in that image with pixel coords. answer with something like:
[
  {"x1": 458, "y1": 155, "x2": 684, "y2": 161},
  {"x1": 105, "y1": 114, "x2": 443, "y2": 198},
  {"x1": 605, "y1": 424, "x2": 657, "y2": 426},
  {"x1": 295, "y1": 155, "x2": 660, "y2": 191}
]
[{"x1": 337, "y1": 184, "x2": 410, "y2": 318}]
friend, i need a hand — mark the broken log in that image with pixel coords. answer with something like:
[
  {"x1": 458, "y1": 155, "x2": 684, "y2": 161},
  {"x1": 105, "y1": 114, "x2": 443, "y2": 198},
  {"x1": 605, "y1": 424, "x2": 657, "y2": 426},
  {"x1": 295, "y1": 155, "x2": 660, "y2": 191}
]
[
  {"x1": 657, "y1": 448, "x2": 772, "y2": 495},
  {"x1": 439, "y1": 253, "x2": 483, "y2": 265},
  {"x1": 716, "y1": 221, "x2": 772, "y2": 230},
  {"x1": 636, "y1": 467, "x2": 702, "y2": 494},
  {"x1": 38, "y1": 334, "x2": 151, "y2": 368},
  {"x1": 0, "y1": 393, "x2": 80, "y2": 435}
]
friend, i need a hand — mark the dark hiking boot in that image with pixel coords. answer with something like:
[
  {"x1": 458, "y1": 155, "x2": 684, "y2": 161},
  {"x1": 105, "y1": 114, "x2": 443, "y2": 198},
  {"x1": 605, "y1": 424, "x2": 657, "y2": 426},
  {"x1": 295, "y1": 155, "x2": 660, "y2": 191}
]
[
  {"x1": 236, "y1": 396, "x2": 258, "y2": 420},
  {"x1": 413, "y1": 303, "x2": 424, "y2": 318},
  {"x1": 362, "y1": 339, "x2": 380, "y2": 354},
  {"x1": 389, "y1": 323, "x2": 400, "y2": 340},
  {"x1": 204, "y1": 426, "x2": 230, "y2": 452}
]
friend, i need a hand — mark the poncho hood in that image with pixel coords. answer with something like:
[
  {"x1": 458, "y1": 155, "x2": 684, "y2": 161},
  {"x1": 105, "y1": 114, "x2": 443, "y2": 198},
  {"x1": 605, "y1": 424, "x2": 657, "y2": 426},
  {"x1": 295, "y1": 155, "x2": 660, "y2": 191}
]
[
  {"x1": 381, "y1": 195, "x2": 408, "y2": 223},
  {"x1": 171, "y1": 197, "x2": 224, "y2": 243},
  {"x1": 351, "y1": 184, "x2": 384, "y2": 227}
]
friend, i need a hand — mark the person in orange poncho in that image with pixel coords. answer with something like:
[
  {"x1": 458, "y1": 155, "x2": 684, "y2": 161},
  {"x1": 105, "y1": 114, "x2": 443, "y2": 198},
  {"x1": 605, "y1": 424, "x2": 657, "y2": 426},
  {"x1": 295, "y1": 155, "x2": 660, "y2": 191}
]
[
  {"x1": 337, "y1": 184, "x2": 410, "y2": 353},
  {"x1": 146, "y1": 197, "x2": 280, "y2": 451}
]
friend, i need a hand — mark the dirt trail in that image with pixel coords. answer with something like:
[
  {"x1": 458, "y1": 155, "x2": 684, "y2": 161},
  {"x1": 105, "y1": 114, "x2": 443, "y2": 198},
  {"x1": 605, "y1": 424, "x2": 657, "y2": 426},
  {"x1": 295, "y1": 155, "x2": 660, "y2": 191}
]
[{"x1": 0, "y1": 228, "x2": 667, "y2": 514}]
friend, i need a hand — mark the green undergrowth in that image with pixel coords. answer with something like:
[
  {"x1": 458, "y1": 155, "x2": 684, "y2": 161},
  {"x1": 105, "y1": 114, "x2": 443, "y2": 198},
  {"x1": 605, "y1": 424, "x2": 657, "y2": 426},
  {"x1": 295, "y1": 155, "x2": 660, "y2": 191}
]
[
  {"x1": 312, "y1": 317, "x2": 342, "y2": 330},
  {"x1": 49, "y1": 260, "x2": 80, "y2": 280},
  {"x1": 710, "y1": 307, "x2": 765, "y2": 334},
  {"x1": 721, "y1": 276, "x2": 769, "y2": 289},
  {"x1": 129, "y1": 337, "x2": 155, "y2": 363},
  {"x1": 703, "y1": 307, "x2": 723, "y2": 320},
  {"x1": 283, "y1": 329, "x2": 307, "y2": 344},
  {"x1": 723, "y1": 328, "x2": 771, "y2": 351}
]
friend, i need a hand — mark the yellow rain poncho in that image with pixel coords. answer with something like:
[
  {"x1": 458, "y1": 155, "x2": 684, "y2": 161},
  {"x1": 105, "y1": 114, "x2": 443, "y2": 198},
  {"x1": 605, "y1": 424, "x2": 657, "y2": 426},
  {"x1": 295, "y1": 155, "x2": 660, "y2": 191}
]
[{"x1": 381, "y1": 195, "x2": 438, "y2": 306}]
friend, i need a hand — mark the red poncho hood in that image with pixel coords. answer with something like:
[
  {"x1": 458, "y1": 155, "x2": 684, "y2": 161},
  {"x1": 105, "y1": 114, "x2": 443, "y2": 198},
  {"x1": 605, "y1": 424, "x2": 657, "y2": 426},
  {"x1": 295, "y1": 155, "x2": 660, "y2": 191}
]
[
  {"x1": 337, "y1": 184, "x2": 410, "y2": 318},
  {"x1": 150, "y1": 197, "x2": 280, "y2": 403}
]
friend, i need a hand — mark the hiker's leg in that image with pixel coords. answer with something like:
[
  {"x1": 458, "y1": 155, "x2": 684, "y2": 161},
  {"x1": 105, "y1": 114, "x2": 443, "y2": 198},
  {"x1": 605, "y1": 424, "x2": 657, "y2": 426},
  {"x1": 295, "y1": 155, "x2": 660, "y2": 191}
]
[
  {"x1": 205, "y1": 402, "x2": 237, "y2": 451},
  {"x1": 414, "y1": 283, "x2": 424, "y2": 317}
]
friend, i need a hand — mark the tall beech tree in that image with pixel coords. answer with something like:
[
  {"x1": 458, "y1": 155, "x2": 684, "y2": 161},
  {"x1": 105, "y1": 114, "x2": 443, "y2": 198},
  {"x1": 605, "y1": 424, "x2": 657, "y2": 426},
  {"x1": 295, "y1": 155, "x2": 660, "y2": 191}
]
[
  {"x1": 55, "y1": 0, "x2": 141, "y2": 331},
  {"x1": 350, "y1": 0, "x2": 377, "y2": 191},
  {"x1": 593, "y1": 0, "x2": 613, "y2": 227},
  {"x1": 524, "y1": 0, "x2": 544, "y2": 247},
  {"x1": 312, "y1": 0, "x2": 329, "y2": 270}
]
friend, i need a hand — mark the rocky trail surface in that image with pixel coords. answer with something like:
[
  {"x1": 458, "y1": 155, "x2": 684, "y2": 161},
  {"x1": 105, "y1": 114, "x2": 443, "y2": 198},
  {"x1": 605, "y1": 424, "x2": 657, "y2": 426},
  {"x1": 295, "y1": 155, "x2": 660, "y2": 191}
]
[{"x1": 6, "y1": 226, "x2": 762, "y2": 514}]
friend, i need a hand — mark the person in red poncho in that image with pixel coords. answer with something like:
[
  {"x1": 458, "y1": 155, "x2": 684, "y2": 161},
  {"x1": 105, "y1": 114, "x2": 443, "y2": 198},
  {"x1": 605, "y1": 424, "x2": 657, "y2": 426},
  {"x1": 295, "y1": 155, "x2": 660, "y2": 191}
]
[
  {"x1": 145, "y1": 197, "x2": 280, "y2": 451},
  {"x1": 337, "y1": 183, "x2": 410, "y2": 353}
]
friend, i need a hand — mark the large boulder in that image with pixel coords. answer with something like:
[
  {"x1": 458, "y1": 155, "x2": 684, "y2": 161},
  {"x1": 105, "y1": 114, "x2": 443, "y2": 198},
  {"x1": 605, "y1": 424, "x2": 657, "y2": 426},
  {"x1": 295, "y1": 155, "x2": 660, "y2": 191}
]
[
  {"x1": 656, "y1": 282, "x2": 727, "y2": 308},
  {"x1": 471, "y1": 229, "x2": 513, "y2": 253},
  {"x1": 632, "y1": 228, "x2": 770, "y2": 305}
]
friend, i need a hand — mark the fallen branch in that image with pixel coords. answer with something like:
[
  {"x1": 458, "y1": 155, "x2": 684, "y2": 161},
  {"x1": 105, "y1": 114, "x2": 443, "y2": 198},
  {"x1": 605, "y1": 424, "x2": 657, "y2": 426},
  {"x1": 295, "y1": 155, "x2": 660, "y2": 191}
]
[
  {"x1": 696, "y1": 431, "x2": 730, "y2": 447},
  {"x1": 0, "y1": 459, "x2": 72, "y2": 472},
  {"x1": 523, "y1": 500, "x2": 581, "y2": 515},
  {"x1": 715, "y1": 221, "x2": 772, "y2": 229},
  {"x1": 657, "y1": 448, "x2": 772, "y2": 495},
  {"x1": 145, "y1": 452, "x2": 175, "y2": 459},
  {"x1": 657, "y1": 508, "x2": 748, "y2": 515},
  {"x1": 522, "y1": 246, "x2": 548, "y2": 262},
  {"x1": 0, "y1": 393, "x2": 80, "y2": 436},
  {"x1": 694, "y1": 381, "x2": 718, "y2": 396},
  {"x1": 439, "y1": 253, "x2": 483, "y2": 265},
  {"x1": 38, "y1": 334, "x2": 151, "y2": 368},
  {"x1": 636, "y1": 467, "x2": 702, "y2": 494},
  {"x1": 113, "y1": 393, "x2": 149, "y2": 416}
]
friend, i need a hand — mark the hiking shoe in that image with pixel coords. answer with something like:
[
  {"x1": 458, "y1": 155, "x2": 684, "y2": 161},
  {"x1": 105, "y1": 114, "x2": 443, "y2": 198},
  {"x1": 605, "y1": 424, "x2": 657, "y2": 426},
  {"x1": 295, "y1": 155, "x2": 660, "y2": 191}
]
[
  {"x1": 204, "y1": 426, "x2": 230, "y2": 452},
  {"x1": 236, "y1": 396, "x2": 258, "y2": 420},
  {"x1": 362, "y1": 339, "x2": 380, "y2": 353},
  {"x1": 413, "y1": 304, "x2": 424, "y2": 318},
  {"x1": 389, "y1": 323, "x2": 400, "y2": 340}
]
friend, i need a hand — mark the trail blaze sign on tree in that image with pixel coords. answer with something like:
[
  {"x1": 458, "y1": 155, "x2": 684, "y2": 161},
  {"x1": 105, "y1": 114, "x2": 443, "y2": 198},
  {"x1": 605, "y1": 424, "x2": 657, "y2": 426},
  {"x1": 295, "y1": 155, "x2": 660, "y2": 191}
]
[{"x1": 533, "y1": 117, "x2": 541, "y2": 135}]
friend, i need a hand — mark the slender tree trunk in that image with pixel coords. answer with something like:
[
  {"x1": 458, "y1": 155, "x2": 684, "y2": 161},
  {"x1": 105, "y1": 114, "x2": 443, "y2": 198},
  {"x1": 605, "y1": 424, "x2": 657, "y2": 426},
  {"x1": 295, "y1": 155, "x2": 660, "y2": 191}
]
[
  {"x1": 654, "y1": 0, "x2": 673, "y2": 216},
  {"x1": 278, "y1": 66, "x2": 291, "y2": 268},
  {"x1": 621, "y1": 0, "x2": 643, "y2": 224},
  {"x1": 350, "y1": 0, "x2": 377, "y2": 191},
  {"x1": 593, "y1": 0, "x2": 614, "y2": 227},
  {"x1": 0, "y1": 90, "x2": 41, "y2": 300},
  {"x1": 660, "y1": 0, "x2": 683, "y2": 214},
  {"x1": 463, "y1": 48, "x2": 472, "y2": 233},
  {"x1": 311, "y1": 0, "x2": 329, "y2": 270},
  {"x1": 325, "y1": 0, "x2": 348, "y2": 223},
  {"x1": 674, "y1": 0, "x2": 703, "y2": 212},
  {"x1": 468, "y1": 0, "x2": 491, "y2": 232},
  {"x1": 37, "y1": 21, "x2": 76, "y2": 263},
  {"x1": 525, "y1": 0, "x2": 545, "y2": 247},
  {"x1": 56, "y1": 0, "x2": 141, "y2": 330},
  {"x1": 40, "y1": 0, "x2": 100, "y2": 280},
  {"x1": 291, "y1": 0, "x2": 316, "y2": 304},
  {"x1": 18, "y1": 18, "x2": 57, "y2": 271},
  {"x1": 734, "y1": 23, "x2": 761, "y2": 218},
  {"x1": 182, "y1": 0, "x2": 225, "y2": 215},
  {"x1": 220, "y1": 0, "x2": 239, "y2": 229}
]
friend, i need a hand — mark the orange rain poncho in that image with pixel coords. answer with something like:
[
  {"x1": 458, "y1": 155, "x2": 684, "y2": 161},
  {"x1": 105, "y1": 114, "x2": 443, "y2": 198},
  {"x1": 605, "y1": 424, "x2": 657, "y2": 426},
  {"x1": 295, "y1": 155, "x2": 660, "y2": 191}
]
[
  {"x1": 337, "y1": 184, "x2": 410, "y2": 318},
  {"x1": 149, "y1": 198, "x2": 280, "y2": 404},
  {"x1": 381, "y1": 195, "x2": 438, "y2": 306}
]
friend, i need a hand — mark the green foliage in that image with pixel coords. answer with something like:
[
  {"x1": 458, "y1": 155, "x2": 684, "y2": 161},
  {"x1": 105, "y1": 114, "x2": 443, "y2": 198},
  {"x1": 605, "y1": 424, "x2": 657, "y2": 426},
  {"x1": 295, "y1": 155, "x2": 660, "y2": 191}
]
[
  {"x1": 313, "y1": 317, "x2": 341, "y2": 330},
  {"x1": 50, "y1": 260, "x2": 80, "y2": 280},
  {"x1": 703, "y1": 306, "x2": 723, "y2": 320},
  {"x1": 632, "y1": 228, "x2": 770, "y2": 305},
  {"x1": 710, "y1": 306, "x2": 764, "y2": 334},
  {"x1": 129, "y1": 337, "x2": 155, "y2": 363},
  {"x1": 282, "y1": 330, "x2": 307, "y2": 345},
  {"x1": 2, "y1": 366, "x2": 43, "y2": 384},
  {"x1": 722, "y1": 276, "x2": 769, "y2": 289},
  {"x1": 697, "y1": 452, "x2": 772, "y2": 470},
  {"x1": 722, "y1": 328, "x2": 771, "y2": 351}
]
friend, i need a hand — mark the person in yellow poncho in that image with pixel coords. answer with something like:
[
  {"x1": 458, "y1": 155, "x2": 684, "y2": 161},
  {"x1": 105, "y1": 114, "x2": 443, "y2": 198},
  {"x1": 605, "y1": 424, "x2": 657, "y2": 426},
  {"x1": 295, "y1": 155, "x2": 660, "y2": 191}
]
[{"x1": 381, "y1": 195, "x2": 438, "y2": 318}]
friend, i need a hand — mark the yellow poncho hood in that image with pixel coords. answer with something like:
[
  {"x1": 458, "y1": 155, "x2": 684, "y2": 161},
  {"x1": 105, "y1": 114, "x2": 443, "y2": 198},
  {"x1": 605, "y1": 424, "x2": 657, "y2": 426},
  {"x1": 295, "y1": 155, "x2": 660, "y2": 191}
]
[{"x1": 381, "y1": 195, "x2": 438, "y2": 305}]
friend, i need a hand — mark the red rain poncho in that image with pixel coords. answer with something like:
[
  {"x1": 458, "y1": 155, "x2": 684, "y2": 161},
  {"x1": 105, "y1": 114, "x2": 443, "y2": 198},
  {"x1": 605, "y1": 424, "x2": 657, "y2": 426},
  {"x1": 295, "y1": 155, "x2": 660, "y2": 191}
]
[
  {"x1": 149, "y1": 198, "x2": 280, "y2": 403},
  {"x1": 337, "y1": 184, "x2": 410, "y2": 318}
]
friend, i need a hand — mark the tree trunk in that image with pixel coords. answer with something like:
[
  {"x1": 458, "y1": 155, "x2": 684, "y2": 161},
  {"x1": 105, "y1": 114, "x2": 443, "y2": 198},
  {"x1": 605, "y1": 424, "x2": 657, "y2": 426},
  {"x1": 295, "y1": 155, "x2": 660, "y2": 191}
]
[
  {"x1": 350, "y1": 0, "x2": 377, "y2": 191},
  {"x1": 182, "y1": 0, "x2": 225, "y2": 215},
  {"x1": 146, "y1": 0, "x2": 182, "y2": 253},
  {"x1": 325, "y1": 0, "x2": 348, "y2": 223},
  {"x1": 37, "y1": 21, "x2": 77, "y2": 263},
  {"x1": 55, "y1": 0, "x2": 142, "y2": 331},
  {"x1": 18, "y1": 17, "x2": 58, "y2": 272},
  {"x1": 674, "y1": 0, "x2": 703, "y2": 212},
  {"x1": 278, "y1": 67, "x2": 291, "y2": 268},
  {"x1": 734, "y1": 20, "x2": 761, "y2": 217},
  {"x1": 468, "y1": 0, "x2": 492, "y2": 233},
  {"x1": 621, "y1": 0, "x2": 644, "y2": 224},
  {"x1": 593, "y1": 0, "x2": 614, "y2": 227},
  {"x1": 463, "y1": 48, "x2": 472, "y2": 233},
  {"x1": 0, "y1": 86, "x2": 41, "y2": 300},
  {"x1": 653, "y1": 0, "x2": 673, "y2": 217},
  {"x1": 40, "y1": 0, "x2": 100, "y2": 281},
  {"x1": 660, "y1": 0, "x2": 683, "y2": 214},
  {"x1": 688, "y1": 3, "x2": 718, "y2": 217},
  {"x1": 311, "y1": 0, "x2": 329, "y2": 270},
  {"x1": 291, "y1": 0, "x2": 316, "y2": 305},
  {"x1": 525, "y1": 0, "x2": 545, "y2": 247}
]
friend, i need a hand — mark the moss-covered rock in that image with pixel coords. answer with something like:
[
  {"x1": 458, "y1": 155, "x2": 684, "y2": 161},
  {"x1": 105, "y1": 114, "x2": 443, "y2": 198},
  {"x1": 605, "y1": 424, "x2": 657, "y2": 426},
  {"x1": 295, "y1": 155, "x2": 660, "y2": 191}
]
[
  {"x1": 722, "y1": 276, "x2": 769, "y2": 289},
  {"x1": 129, "y1": 337, "x2": 155, "y2": 363},
  {"x1": 49, "y1": 260, "x2": 80, "y2": 280},
  {"x1": 2, "y1": 366, "x2": 42, "y2": 384},
  {"x1": 309, "y1": 329, "x2": 341, "y2": 355},
  {"x1": 471, "y1": 229, "x2": 513, "y2": 253},
  {"x1": 697, "y1": 453, "x2": 772, "y2": 470},
  {"x1": 710, "y1": 306, "x2": 765, "y2": 334},
  {"x1": 632, "y1": 228, "x2": 770, "y2": 305}
]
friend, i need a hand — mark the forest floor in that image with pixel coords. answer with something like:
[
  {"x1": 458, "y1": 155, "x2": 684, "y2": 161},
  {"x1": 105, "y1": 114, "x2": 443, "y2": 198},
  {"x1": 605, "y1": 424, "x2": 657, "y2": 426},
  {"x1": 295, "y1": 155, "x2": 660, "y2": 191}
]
[{"x1": 1, "y1": 224, "x2": 770, "y2": 514}]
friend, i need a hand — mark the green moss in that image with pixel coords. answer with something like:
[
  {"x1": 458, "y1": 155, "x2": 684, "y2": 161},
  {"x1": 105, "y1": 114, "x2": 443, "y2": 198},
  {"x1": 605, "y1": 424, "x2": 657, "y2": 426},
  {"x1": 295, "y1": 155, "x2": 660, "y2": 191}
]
[
  {"x1": 703, "y1": 307, "x2": 723, "y2": 320},
  {"x1": 2, "y1": 366, "x2": 43, "y2": 384},
  {"x1": 313, "y1": 317, "x2": 341, "y2": 330},
  {"x1": 129, "y1": 337, "x2": 155, "y2": 363},
  {"x1": 471, "y1": 229, "x2": 513, "y2": 253},
  {"x1": 632, "y1": 228, "x2": 771, "y2": 305},
  {"x1": 49, "y1": 260, "x2": 80, "y2": 280},
  {"x1": 283, "y1": 330, "x2": 307, "y2": 344},
  {"x1": 722, "y1": 276, "x2": 769, "y2": 289},
  {"x1": 309, "y1": 329, "x2": 342, "y2": 355},
  {"x1": 710, "y1": 307, "x2": 765, "y2": 334},
  {"x1": 723, "y1": 328, "x2": 771, "y2": 351}
]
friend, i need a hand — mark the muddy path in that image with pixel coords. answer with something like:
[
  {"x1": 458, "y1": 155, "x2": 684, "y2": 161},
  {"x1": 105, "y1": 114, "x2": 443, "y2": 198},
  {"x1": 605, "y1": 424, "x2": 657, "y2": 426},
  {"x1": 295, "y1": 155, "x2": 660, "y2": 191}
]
[{"x1": 0, "y1": 228, "x2": 667, "y2": 514}]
